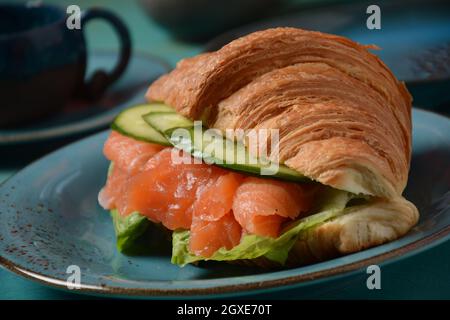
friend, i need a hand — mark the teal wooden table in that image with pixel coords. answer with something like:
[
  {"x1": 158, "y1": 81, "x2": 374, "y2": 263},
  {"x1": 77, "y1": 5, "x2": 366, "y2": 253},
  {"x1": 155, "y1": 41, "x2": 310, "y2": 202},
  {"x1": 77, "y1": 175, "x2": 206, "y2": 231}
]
[{"x1": 1, "y1": 0, "x2": 449, "y2": 300}]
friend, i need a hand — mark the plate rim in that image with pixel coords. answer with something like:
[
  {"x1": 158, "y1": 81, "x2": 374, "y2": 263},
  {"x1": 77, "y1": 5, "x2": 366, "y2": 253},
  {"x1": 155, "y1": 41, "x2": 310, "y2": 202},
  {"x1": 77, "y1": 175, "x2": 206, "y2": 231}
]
[
  {"x1": 0, "y1": 226, "x2": 448, "y2": 297},
  {"x1": 0, "y1": 108, "x2": 449, "y2": 297}
]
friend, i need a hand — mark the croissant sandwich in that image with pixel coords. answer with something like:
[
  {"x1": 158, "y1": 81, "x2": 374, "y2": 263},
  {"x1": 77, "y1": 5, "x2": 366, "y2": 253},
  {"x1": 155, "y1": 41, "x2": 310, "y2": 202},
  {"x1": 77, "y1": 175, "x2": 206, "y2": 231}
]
[{"x1": 98, "y1": 28, "x2": 419, "y2": 267}]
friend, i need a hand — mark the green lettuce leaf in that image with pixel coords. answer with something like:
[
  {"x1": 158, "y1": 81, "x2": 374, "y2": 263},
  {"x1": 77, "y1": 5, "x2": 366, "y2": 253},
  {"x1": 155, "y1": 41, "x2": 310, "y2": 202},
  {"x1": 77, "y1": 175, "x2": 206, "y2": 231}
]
[
  {"x1": 110, "y1": 209, "x2": 150, "y2": 253},
  {"x1": 172, "y1": 188, "x2": 352, "y2": 266}
]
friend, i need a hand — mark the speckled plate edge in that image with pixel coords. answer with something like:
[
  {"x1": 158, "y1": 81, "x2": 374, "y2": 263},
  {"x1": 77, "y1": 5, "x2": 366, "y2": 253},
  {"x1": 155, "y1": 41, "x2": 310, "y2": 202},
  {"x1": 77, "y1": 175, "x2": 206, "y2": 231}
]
[{"x1": 0, "y1": 225, "x2": 448, "y2": 298}]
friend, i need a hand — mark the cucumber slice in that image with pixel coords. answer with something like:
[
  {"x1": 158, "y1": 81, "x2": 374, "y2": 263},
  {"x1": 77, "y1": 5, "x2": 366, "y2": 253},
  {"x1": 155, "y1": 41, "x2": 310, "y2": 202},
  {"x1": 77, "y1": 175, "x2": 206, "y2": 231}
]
[
  {"x1": 143, "y1": 112, "x2": 194, "y2": 132},
  {"x1": 143, "y1": 112, "x2": 308, "y2": 182},
  {"x1": 111, "y1": 103, "x2": 175, "y2": 146}
]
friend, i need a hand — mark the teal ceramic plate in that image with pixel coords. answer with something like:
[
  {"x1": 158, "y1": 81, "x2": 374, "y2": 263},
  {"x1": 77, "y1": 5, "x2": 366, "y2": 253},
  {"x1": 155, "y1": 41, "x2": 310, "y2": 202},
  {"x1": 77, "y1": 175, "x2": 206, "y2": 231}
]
[{"x1": 0, "y1": 108, "x2": 449, "y2": 298}]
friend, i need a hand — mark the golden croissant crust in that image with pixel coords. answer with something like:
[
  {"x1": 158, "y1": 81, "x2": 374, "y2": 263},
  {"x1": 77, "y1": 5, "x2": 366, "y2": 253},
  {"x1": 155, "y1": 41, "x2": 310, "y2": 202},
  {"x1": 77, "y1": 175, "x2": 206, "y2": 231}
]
[
  {"x1": 147, "y1": 28, "x2": 413, "y2": 199},
  {"x1": 289, "y1": 196, "x2": 419, "y2": 264}
]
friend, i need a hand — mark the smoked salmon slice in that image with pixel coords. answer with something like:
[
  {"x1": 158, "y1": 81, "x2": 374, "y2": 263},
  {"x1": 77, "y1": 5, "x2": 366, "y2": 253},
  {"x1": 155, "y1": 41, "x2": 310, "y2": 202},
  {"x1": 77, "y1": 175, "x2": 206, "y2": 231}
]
[
  {"x1": 232, "y1": 177, "x2": 313, "y2": 238},
  {"x1": 190, "y1": 173, "x2": 244, "y2": 257},
  {"x1": 99, "y1": 131, "x2": 313, "y2": 257},
  {"x1": 98, "y1": 131, "x2": 165, "y2": 211},
  {"x1": 189, "y1": 212, "x2": 243, "y2": 258},
  {"x1": 123, "y1": 148, "x2": 226, "y2": 229},
  {"x1": 103, "y1": 131, "x2": 165, "y2": 174}
]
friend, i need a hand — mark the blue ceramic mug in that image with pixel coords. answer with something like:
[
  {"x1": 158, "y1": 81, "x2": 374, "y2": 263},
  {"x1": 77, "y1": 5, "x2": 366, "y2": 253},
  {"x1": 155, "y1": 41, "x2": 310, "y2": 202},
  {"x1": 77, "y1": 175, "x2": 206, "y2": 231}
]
[{"x1": 0, "y1": 3, "x2": 131, "y2": 127}]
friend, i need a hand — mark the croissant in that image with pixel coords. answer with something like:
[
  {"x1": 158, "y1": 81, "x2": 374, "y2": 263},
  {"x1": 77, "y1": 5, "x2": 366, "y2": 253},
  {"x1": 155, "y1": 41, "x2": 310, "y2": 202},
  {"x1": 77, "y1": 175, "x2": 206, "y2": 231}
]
[{"x1": 144, "y1": 27, "x2": 418, "y2": 265}]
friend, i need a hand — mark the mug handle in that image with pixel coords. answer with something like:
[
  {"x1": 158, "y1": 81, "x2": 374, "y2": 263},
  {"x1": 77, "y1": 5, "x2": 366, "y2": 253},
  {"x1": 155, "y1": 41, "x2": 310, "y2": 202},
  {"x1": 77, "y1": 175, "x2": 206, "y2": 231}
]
[{"x1": 80, "y1": 8, "x2": 131, "y2": 99}]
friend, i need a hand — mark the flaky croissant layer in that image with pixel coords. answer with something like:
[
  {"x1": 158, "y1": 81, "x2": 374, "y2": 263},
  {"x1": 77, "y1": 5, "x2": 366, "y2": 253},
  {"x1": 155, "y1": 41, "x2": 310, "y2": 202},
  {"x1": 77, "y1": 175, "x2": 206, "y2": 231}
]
[{"x1": 147, "y1": 27, "x2": 412, "y2": 199}]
